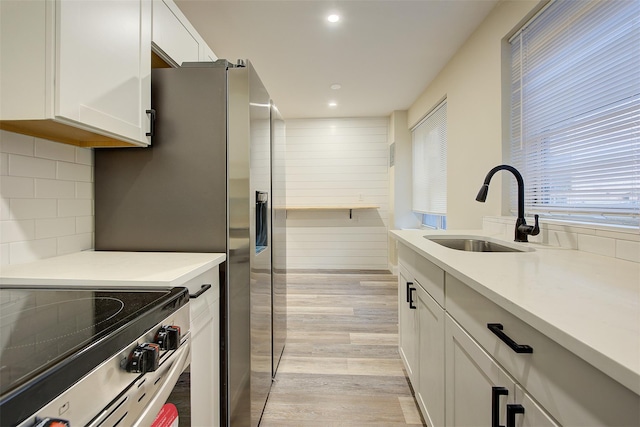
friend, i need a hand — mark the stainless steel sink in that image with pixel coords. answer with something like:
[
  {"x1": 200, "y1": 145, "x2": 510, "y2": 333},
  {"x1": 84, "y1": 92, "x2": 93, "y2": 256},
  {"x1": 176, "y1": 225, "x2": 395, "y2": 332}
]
[{"x1": 424, "y1": 236, "x2": 531, "y2": 252}]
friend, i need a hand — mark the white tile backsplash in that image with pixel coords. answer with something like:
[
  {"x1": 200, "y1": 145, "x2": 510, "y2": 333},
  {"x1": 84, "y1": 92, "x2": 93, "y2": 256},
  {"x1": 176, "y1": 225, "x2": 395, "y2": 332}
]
[
  {"x1": 483, "y1": 216, "x2": 639, "y2": 263},
  {"x1": 10, "y1": 199, "x2": 57, "y2": 219},
  {"x1": 545, "y1": 229, "x2": 578, "y2": 250},
  {"x1": 75, "y1": 182, "x2": 93, "y2": 199},
  {"x1": 577, "y1": 234, "x2": 616, "y2": 258},
  {"x1": 0, "y1": 197, "x2": 9, "y2": 221},
  {"x1": 1, "y1": 219, "x2": 35, "y2": 243},
  {"x1": 57, "y1": 162, "x2": 92, "y2": 182},
  {"x1": 9, "y1": 238, "x2": 58, "y2": 264},
  {"x1": 57, "y1": 199, "x2": 92, "y2": 217},
  {"x1": 615, "y1": 239, "x2": 640, "y2": 263},
  {"x1": 0, "y1": 243, "x2": 8, "y2": 265},
  {"x1": 75, "y1": 147, "x2": 93, "y2": 165},
  {"x1": 35, "y1": 138, "x2": 76, "y2": 162},
  {"x1": 35, "y1": 217, "x2": 76, "y2": 239},
  {"x1": 9, "y1": 154, "x2": 56, "y2": 179},
  {"x1": 1, "y1": 176, "x2": 34, "y2": 198},
  {"x1": 57, "y1": 233, "x2": 93, "y2": 256},
  {"x1": 76, "y1": 216, "x2": 94, "y2": 234},
  {"x1": 0, "y1": 131, "x2": 94, "y2": 265},
  {"x1": 0, "y1": 130, "x2": 34, "y2": 156},
  {"x1": 1, "y1": 153, "x2": 8, "y2": 175},
  {"x1": 35, "y1": 179, "x2": 75, "y2": 199}
]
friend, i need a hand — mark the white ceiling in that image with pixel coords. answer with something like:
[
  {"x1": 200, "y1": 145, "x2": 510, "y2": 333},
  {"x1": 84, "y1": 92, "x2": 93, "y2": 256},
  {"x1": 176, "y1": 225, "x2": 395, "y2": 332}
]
[{"x1": 174, "y1": 0, "x2": 499, "y2": 120}]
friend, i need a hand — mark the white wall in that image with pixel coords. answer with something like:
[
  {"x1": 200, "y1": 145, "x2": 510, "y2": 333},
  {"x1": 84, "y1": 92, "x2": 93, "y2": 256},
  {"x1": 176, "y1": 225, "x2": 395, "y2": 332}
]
[
  {"x1": 407, "y1": 0, "x2": 543, "y2": 229},
  {"x1": 285, "y1": 118, "x2": 389, "y2": 271},
  {"x1": 0, "y1": 130, "x2": 94, "y2": 265},
  {"x1": 388, "y1": 110, "x2": 421, "y2": 271}
]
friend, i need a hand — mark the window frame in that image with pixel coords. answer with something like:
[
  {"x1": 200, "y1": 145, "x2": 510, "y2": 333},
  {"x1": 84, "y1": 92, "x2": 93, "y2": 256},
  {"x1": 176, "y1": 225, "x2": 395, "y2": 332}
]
[
  {"x1": 412, "y1": 99, "x2": 448, "y2": 229},
  {"x1": 507, "y1": 0, "x2": 640, "y2": 228}
]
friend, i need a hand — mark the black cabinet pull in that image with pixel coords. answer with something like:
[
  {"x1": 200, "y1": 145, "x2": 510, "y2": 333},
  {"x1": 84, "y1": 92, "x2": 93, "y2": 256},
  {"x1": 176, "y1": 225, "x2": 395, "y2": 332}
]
[
  {"x1": 146, "y1": 109, "x2": 156, "y2": 137},
  {"x1": 406, "y1": 281, "x2": 413, "y2": 303},
  {"x1": 189, "y1": 284, "x2": 212, "y2": 299},
  {"x1": 409, "y1": 287, "x2": 416, "y2": 309},
  {"x1": 506, "y1": 404, "x2": 525, "y2": 427},
  {"x1": 491, "y1": 386, "x2": 509, "y2": 427},
  {"x1": 488, "y1": 323, "x2": 533, "y2": 353}
]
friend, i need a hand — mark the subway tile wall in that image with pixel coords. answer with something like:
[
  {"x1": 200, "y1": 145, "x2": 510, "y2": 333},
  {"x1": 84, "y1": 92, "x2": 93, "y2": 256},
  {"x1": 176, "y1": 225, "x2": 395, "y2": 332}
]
[
  {"x1": 483, "y1": 216, "x2": 640, "y2": 263},
  {"x1": 0, "y1": 130, "x2": 93, "y2": 265}
]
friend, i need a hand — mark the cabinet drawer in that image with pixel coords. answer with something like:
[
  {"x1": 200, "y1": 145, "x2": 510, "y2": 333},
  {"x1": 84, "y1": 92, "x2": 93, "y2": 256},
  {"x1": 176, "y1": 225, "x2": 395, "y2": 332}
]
[
  {"x1": 446, "y1": 273, "x2": 640, "y2": 426},
  {"x1": 398, "y1": 243, "x2": 444, "y2": 306}
]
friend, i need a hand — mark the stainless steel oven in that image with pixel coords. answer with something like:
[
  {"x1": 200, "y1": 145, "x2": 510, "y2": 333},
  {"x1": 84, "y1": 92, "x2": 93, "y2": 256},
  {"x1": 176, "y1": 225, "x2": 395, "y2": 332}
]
[{"x1": 0, "y1": 286, "x2": 191, "y2": 427}]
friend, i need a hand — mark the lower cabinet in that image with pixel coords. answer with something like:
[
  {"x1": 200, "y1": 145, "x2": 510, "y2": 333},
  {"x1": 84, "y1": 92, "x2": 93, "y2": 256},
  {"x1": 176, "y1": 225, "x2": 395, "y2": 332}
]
[
  {"x1": 398, "y1": 250, "x2": 445, "y2": 427},
  {"x1": 182, "y1": 266, "x2": 220, "y2": 426},
  {"x1": 398, "y1": 266, "x2": 418, "y2": 383},
  {"x1": 397, "y1": 242, "x2": 640, "y2": 427},
  {"x1": 416, "y1": 283, "x2": 445, "y2": 427},
  {"x1": 445, "y1": 314, "x2": 558, "y2": 427}
]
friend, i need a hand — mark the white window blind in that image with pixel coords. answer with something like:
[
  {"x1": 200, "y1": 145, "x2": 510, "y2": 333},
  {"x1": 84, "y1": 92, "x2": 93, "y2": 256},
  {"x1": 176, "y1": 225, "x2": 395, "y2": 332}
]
[
  {"x1": 510, "y1": 0, "x2": 640, "y2": 226},
  {"x1": 412, "y1": 100, "x2": 447, "y2": 215}
]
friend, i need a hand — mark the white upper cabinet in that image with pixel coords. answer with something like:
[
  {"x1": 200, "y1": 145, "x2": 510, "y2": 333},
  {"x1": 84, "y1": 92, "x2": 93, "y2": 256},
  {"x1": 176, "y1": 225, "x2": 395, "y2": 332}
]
[
  {"x1": 57, "y1": 0, "x2": 152, "y2": 146},
  {"x1": 152, "y1": 0, "x2": 199, "y2": 66},
  {"x1": 0, "y1": 0, "x2": 152, "y2": 147},
  {"x1": 152, "y1": 0, "x2": 217, "y2": 66}
]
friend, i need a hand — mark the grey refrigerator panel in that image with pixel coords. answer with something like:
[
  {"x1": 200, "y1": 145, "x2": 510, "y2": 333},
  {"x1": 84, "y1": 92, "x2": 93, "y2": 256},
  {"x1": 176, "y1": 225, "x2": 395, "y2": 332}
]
[
  {"x1": 270, "y1": 103, "x2": 287, "y2": 377},
  {"x1": 94, "y1": 65, "x2": 228, "y2": 252},
  {"x1": 244, "y1": 65, "x2": 273, "y2": 427},
  {"x1": 94, "y1": 61, "x2": 273, "y2": 427},
  {"x1": 226, "y1": 64, "x2": 273, "y2": 427}
]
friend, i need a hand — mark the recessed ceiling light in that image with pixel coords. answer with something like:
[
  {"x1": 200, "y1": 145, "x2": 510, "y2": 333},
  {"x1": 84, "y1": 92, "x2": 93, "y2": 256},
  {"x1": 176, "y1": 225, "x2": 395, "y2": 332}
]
[
  {"x1": 328, "y1": 101, "x2": 337, "y2": 108},
  {"x1": 327, "y1": 14, "x2": 340, "y2": 23},
  {"x1": 330, "y1": 84, "x2": 342, "y2": 90}
]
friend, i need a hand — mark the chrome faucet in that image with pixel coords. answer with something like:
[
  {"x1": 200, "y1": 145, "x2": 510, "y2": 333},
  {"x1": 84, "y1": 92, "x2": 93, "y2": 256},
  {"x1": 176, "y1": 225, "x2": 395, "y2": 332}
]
[{"x1": 476, "y1": 164, "x2": 540, "y2": 242}]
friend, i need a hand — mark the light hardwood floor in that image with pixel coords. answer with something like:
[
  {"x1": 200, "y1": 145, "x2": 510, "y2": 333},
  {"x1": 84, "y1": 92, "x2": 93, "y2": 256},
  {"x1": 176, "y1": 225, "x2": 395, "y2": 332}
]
[{"x1": 260, "y1": 272, "x2": 426, "y2": 426}]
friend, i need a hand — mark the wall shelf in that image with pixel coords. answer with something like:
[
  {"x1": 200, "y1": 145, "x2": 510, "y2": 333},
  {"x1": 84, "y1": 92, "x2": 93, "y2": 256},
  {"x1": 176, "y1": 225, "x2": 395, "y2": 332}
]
[{"x1": 285, "y1": 205, "x2": 379, "y2": 219}]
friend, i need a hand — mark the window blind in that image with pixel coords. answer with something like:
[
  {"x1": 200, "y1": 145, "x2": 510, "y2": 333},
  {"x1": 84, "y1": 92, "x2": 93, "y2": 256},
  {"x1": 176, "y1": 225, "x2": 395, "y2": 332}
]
[
  {"x1": 412, "y1": 100, "x2": 447, "y2": 215},
  {"x1": 510, "y1": 0, "x2": 640, "y2": 226}
]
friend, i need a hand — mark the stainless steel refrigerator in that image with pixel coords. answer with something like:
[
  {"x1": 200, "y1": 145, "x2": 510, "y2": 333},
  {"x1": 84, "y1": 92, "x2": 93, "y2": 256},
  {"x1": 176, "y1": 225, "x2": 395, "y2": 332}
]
[{"x1": 94, "y1": 60, "x2": 285, "y2": 427}]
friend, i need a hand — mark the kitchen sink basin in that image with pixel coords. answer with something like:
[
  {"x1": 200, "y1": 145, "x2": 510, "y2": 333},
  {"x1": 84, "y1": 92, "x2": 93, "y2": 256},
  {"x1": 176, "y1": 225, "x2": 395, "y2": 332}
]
[{"x1": 424, "y1": 236, "x2": 532, "y2": 252}]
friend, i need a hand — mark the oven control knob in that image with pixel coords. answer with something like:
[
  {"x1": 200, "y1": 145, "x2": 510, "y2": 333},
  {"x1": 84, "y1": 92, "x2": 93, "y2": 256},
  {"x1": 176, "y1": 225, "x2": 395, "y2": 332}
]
[
  {"x1": 143, "y1": 343, "x2": 160, "y2": 372},
  {"x1": 126, "y1": 345, "x2": 148, "y2": 373},
  {"x1": 126, "y1": 343, "x2": 160, "y2": 373},
  {"x1": 155, "y1": 325, "x2": 181, "y2": 350}
]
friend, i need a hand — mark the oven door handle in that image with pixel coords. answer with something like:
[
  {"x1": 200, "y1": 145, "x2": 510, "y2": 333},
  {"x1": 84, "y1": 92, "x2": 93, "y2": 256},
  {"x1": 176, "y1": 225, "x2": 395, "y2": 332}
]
[{"x1": 132, "y1": 334, "x2": 191, "y2": 427}]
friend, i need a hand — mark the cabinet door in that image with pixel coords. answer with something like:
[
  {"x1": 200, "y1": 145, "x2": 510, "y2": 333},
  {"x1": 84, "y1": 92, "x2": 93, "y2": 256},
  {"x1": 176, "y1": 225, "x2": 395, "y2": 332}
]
[
  {"x1": 202, "y1": 44, "x2": 218, "y2": 62},
  {"x1": 152, "y1": 0, "x2": 200, "y2": 67},
  {"x1": 56, "y1": 0, "x2": 151, "y2": 145},
  {"x1": 513, "y1": 385, "x2": 560, "y2": 427},
  {"x1": 184, "y1": 267, "x2": 220, "y2": 427},
  {"x1": 398, "y1": 267, "x2": 418, "y2": 382},
  {"x1": 445, "y1": 314, "x2": 514, "y2": 427},
  {"x1": 416, "y1": 283, "x2": 445, "y2": 427}
]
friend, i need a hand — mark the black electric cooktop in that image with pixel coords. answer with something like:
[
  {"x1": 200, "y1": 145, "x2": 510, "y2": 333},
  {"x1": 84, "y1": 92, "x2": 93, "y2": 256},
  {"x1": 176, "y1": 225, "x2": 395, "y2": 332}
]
[{"x1": 0, "y1": 286, "x2": 189, "y2": 425}]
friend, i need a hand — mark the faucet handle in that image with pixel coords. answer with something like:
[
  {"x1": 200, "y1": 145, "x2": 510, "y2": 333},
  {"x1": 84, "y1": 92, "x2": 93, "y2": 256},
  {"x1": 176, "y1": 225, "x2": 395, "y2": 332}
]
[
  {"x1": 531, "y1": 214, "x2": 540, "y2": 236},
  {"x1": 516, "y1": 214, "x2": 540, "y2": 241}
]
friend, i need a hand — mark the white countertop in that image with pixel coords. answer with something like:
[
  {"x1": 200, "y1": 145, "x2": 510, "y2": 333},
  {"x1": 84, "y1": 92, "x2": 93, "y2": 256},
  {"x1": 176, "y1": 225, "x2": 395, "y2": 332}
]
[
  {"x1": 0, "y1": 251, "x2": 226, "y2": 287},
  {"x1": 391, "y1": 229, "x2": 640, "y2": 395}
]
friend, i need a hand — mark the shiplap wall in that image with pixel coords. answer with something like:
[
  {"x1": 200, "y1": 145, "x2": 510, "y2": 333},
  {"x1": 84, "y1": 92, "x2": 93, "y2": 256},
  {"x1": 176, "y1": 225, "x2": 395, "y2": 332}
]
[{"x1": 285, "y1": 118, "x2": 389, "y2": 271}]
